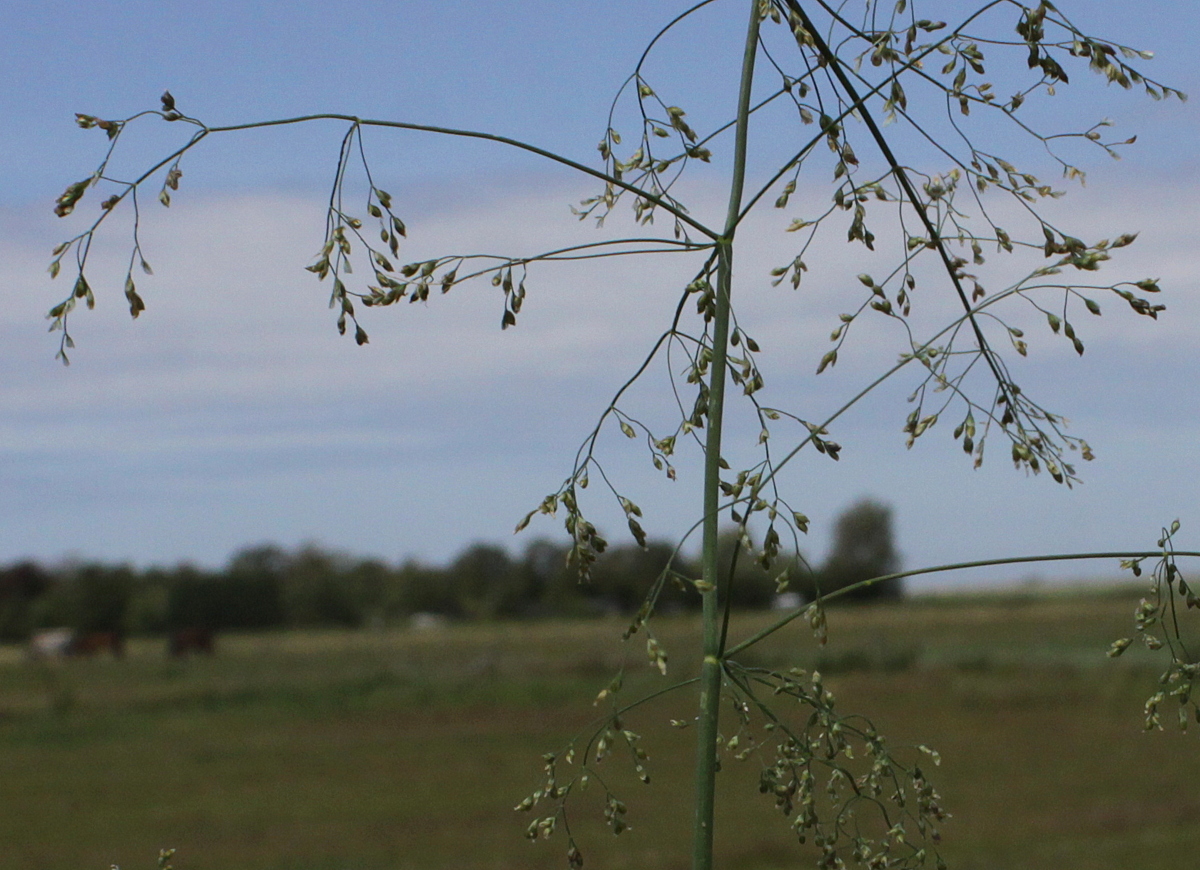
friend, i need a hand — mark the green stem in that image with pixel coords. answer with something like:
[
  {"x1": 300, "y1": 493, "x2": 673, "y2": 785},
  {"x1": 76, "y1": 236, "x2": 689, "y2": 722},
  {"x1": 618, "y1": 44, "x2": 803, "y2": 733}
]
[
  {"x1": 725, "y1": 548, "x2": 1200, "y2": 658},
  {"x1": 693, "y1": 4, "x2": 760, "y2": 870},
  {"x1": 206, "y1": 114, "x2": 718, "y2": 240}
]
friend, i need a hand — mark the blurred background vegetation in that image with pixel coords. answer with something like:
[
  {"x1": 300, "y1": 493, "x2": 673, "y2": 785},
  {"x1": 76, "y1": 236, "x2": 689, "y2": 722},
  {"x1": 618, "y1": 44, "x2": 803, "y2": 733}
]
[
  {"x1": 1, "y1": 588, "x2": 1193, "y2": 870},
  {"x1": 0, "y1": 499, "x2": 902, "y2": 641},
  {"x1": 2, "y1": 495, "x2": 1195, "y2": 870}
]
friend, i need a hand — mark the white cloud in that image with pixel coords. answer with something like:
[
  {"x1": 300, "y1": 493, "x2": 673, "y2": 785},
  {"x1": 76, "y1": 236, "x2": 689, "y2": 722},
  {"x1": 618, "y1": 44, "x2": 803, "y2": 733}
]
[{"x1": 2, "y1": 171, "x2": 1198, "y2": 580}]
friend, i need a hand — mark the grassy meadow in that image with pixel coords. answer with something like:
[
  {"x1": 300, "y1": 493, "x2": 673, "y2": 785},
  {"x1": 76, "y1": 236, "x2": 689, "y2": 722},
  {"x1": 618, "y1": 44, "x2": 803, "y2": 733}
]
[{"x1": 0, "y1": 588, "x2": 1197, "y2": 870}]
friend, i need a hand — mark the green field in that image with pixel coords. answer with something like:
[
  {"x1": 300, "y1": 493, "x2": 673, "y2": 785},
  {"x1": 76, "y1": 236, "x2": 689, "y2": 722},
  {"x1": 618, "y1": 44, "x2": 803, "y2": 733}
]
[{"x1": 1, "y1": 589, "x2": 1196, "y2": 870}]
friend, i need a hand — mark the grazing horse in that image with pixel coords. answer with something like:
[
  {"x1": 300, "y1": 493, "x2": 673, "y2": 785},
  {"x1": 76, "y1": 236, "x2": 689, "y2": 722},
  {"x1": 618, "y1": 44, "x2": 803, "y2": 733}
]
[
  {"x1": 27, "y1": 628, "x2": 75, "y2": 659},
  {"x1": 68, "y1": 630, "x2": 126, "y2": 658},
  {"x1": 168, "y1": 627, "x2": 215, "y2": 657}
]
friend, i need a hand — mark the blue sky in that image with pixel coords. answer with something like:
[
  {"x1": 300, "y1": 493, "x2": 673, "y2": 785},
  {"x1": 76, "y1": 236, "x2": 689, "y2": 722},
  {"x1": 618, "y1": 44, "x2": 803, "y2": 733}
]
[{"x1": 2, "y1": 1, "x2": 1198, "y2": 589}]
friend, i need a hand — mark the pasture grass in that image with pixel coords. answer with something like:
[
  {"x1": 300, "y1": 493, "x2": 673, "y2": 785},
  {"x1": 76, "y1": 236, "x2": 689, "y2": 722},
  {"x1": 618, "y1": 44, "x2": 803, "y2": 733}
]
[{"x1": 1, "y1": 588, "x2": 1196, "y2": 869}]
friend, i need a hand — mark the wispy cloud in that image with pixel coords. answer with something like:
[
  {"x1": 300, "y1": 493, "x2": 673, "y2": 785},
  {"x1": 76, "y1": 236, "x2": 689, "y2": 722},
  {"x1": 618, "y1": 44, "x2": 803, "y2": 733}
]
[{"x1": 3, "y1": 165, "x2": 1198, "y2": 586}]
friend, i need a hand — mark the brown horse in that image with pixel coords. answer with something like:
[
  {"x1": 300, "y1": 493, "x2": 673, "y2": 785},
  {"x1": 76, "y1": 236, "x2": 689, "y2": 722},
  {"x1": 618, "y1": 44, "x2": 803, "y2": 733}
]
[
  {"x1": 168, "y1": 627, "x2": 215, "y2": 657},
  {"x1": 68, "y1": 631, "x2": 125, "y2": 658}
]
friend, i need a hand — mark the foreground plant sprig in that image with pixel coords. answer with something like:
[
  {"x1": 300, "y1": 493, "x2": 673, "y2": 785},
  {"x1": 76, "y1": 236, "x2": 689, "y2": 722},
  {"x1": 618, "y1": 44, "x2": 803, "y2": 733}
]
[
  {"x1": 1109, "y1": 521, "x2": 1200, "y2": 732},
  {"x1": 45, "y1": 2, "x2": 1191, "y2": 869}
]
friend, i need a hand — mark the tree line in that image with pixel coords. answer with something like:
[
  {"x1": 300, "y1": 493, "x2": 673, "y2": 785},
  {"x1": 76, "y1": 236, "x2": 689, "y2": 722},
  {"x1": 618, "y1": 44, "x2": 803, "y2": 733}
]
[{"x1": 0, "y1": 500, "x2": 900, "y2": 641}]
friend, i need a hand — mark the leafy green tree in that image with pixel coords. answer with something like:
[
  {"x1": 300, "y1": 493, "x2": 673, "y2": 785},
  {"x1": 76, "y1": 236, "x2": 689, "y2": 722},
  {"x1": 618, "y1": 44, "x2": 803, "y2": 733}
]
[
  {"x1": 277, "y1": 545, "x2": 359, "y2": 626},
  {"x1": 716, "y1": 527, "x2": 796, "y2": 609},
  {"x1": 170, "y1": 549, "x2": 284, "y2": 630},
  {"x1": 391, "y1": 558, "x2": 459, "y2": 617},
  {"x1": 449, "y1": 542, "x2": 522, "y2": 620},
  {"x1": 43, "y1": 2, "x2": 1198, "y2": 869},
  {"x1": 70, "y1": 563, "x2": 136, "y2": 634},
  {"x1": 516, "y1": 538, "x2": 582, "y2": 616},
  {"x1": 342, "y1": 556, "x2": 393, "y2": 627},
  {"x1": 819, "y1": 499, "x2": 903, "y2": 602},
  {"x1": 126, "y1": 566, "x2": 173, "y2": 634},
  {"x1": 590, "y1": 539, "x2": 697, "y2": 613},
  {"x1": 0, "y1": 561, "x2": 53, "y2": 641}
]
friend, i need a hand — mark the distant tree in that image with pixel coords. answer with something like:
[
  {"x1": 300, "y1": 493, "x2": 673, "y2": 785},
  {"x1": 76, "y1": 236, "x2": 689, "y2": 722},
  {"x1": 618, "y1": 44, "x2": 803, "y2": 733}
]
[
  {"x1": 227, "y1": 544, "x2": 289, "y2": 582},
  {"x1": 168, "y1": 550, "x2": 284, "y2": 631},
  {"x1": 819, "y1": 500, "x2": 902, "y2": 602},
  {"x1": 516, "y1": 538, "x2": 581, "y2": 616},
  {"x1": 450, "y1": 543, "x2": 522, "y2": 620},
  {"x1": 220, "y1": 544, "x2": 288, "y2": 628},
  {"x1": 589, "y1": 540, "x2": 695, "y2": 614},
  {"x1": 71, "y1": 563, "x2": 136, "y2": 633},
  {"x1": 0, "y1": 561, "x2": 53, "y2": 641},
  {"x1": 165, "y1": 565, "x2": 217, "y2": 630},
  {"x1": 393, "y1": 558, "x2": 458, "y2": 617},
  {"x1": 126, "y1": 565, "x2": 172, "y2": 634},
  {"x1": 343, "y1": 557, "x2": 392, "y2": 627},
  {"x1": 278, "y1": 544, "x2": 363, "y2": 627},
  {"x1": 716, "y1": 527, "x2": 798, "y2": 609}
]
